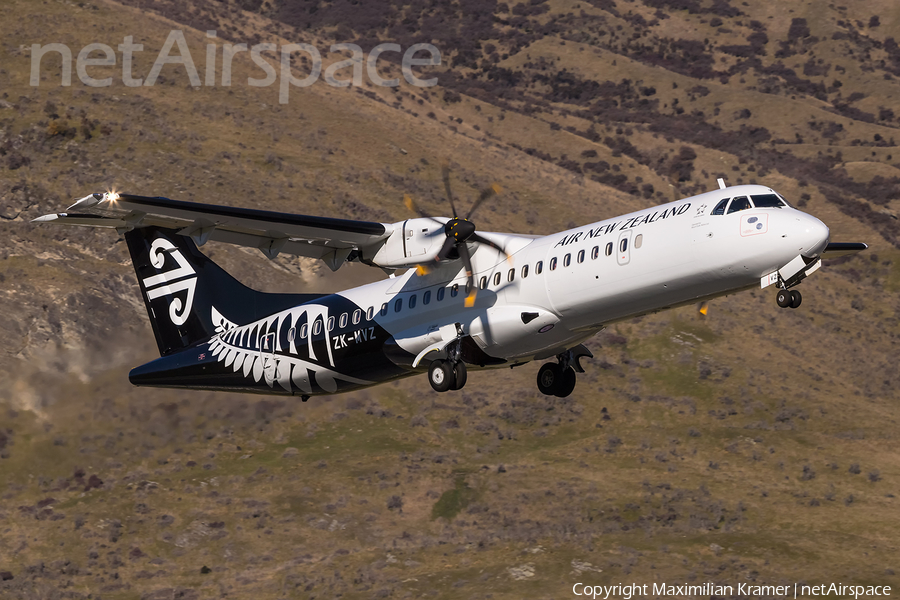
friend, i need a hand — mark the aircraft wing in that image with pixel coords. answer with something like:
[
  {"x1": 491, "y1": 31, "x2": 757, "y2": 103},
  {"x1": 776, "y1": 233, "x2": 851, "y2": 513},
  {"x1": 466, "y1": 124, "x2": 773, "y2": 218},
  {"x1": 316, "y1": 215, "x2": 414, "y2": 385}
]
[
  {"x1": 821, "y1": 242, "x2": 868, "y2": 258},
  {"x1": 33, "y1": 193, "x2": 395, "y2": 270}
]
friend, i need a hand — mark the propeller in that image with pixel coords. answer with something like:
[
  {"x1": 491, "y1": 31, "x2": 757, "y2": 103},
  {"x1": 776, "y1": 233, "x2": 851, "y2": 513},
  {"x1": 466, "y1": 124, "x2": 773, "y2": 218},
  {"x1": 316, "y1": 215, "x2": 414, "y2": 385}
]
[
  {"x1": 404, "y1": 162, "x2": 509, "y2": 307},
  {"x1": 698, "y1": 301, "x2": 709, "y2": 316}
]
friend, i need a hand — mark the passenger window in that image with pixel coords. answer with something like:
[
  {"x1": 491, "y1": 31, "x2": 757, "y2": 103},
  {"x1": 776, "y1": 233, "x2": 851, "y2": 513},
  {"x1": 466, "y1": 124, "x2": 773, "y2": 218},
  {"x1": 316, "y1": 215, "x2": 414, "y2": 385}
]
[
  {"x1": 339, "y1": 313, "x2": 348, "y2": 328},
  {"x1": 605, "y1": 242, "x2": 613, "y2": 256},
  {"x1": 327, "y1": 316, "x2": 335, "y2": 331},
  {"x1": 423, "y1": 290, "x2": 431, "y2": 305},
  {"x1": 508, "y1": 268, "x2": 515, "y2": 282},
  {"x1": 366, "y1": 306, "x2": 374, "y2": 320},
  {"x1": 634, "y1": 234, "x2": 643, "y2": 249},
  {"x1": 299, "y1": 323, "x2": 308, "y2": 339},
  {"x1": 288, "y1": 327, "x2": 296, "y2": 342},
  {"x1": 394, "y1": 298, "x2": 402, "y2": 312},
  {"x1": 522, "y1": 264, "x2": 529, "y2": 278},
  {"x1": 563, "y1": 254, "x2": 571, "y2": 267},
  {"x1": 620, "y1": 238, "x2": 628, "y2": 252},
  {"x1": 313, "y1": 320, "x2": 322, "y2": 335},
  {"x1": 712, "y1": 198, "x2": 729, "y2": 215},
  {"x1": 480, "y1": 276, "x2": 487, "y2": 290},
  {"x1": 380, "y1": 303, "x2": 388, "y2": 317},
  {"x1": 751, "y1": 193, "x2": 785, "y2": 208},
  {"x1": 577, "y1": 249, "x2": 585, "y2": 263},
  {"x1": 465, "y1": 280, "x2": 472, "y2": 294},
  {"x1": 450, "y1": 284, "x2": 459, "y2": 298},
  {"x1": 727, "y1": 196, "x2": 751, "y2": 214},
  {"x1": 536, "y1": 261, "x2": 543, "y2": 274},
  {"x1": 549, "y1": 257, "x2": 557, "y2": 271},
  {"x1": 409, "y1": 294, "x2": 416, "y2": 309},
  {"x1": 437, "y1": 287, "x2": 445, "y2": 301},
  {"x1": 352, "y1": 309, "x2": 361, "y2": 325},
  {"x1": 493, "y1": 272, "x2": 501, "y2": 286},
  {"x1": 591, "y1": 246, "x2": 599, "y2": 260}
]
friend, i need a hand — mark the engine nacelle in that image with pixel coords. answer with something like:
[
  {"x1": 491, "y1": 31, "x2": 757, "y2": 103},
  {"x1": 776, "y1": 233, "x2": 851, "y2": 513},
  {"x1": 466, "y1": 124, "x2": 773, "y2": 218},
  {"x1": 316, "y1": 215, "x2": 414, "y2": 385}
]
[{"x1": 366, "y1": 218, "x2": 447, "y2": 269}]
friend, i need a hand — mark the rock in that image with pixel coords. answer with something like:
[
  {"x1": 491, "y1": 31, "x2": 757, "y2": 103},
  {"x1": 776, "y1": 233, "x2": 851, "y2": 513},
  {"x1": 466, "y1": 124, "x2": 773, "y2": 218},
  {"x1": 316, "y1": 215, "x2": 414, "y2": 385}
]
[
  {"x1": 508, "y1": 564, "x2": 535, "y2": 580},
  {"x1": 281, "y1": 447, "x2": 299, "y2": 457}
]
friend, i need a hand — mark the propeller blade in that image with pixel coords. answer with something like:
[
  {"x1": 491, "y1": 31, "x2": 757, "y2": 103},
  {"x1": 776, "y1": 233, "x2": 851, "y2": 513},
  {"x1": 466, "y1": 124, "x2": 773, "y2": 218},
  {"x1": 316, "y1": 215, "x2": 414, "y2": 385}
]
[
  {"x1": 403, "y1": 193, "x2": 425, "y2": 217},
  {"x1": 436, "y1": 236, "x2": 456, "y2": 262},
  {"x1": 471, "y1": 233, "x2": 513, "y2": 264},
  {"x1": 466, "y1": 183, "x2": 502, "y2": 220},
  {"x1": 459, "y1": 243, "x2": 477, "y2": 307},
  {"x1": 441, "y1": 160, "x2": 459, "y2": 219},
  {"x1": 416, "y1": 264, "x2": 432, "y2": 276},
  {"x1": 404, "y1": 194, "x2": 444, "y2": 225},
  {"x1": 698, "y1": 301, "x2": 709, "y2": 316}
]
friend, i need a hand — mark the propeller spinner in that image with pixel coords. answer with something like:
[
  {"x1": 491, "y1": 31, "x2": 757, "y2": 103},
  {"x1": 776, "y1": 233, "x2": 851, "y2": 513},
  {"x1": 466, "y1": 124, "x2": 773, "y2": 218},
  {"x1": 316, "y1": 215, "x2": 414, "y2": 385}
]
[{"x1": 404, "y1": 163, "x2": 508, "y2": 307}]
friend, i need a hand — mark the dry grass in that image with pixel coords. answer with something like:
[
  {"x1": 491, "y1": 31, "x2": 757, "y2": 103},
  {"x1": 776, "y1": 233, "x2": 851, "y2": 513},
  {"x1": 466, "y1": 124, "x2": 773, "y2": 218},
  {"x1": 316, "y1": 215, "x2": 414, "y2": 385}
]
[{"x1": 1, "y1": 0, "x2": 899, "y2": 598}]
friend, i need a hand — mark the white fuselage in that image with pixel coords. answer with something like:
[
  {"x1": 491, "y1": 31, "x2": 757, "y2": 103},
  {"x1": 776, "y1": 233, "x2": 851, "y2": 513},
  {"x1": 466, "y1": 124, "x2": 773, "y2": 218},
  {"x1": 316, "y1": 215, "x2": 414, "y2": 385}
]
[{"x1": 336, "y1": 184, "x2": 829, "y2": 368}]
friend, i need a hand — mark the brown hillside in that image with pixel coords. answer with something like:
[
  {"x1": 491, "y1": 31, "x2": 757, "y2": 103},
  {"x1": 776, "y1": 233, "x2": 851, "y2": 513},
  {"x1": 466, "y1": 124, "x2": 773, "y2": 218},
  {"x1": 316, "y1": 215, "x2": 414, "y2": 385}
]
[{"x1": 1, "y1": 0, "x2": 898, "y2": 598}]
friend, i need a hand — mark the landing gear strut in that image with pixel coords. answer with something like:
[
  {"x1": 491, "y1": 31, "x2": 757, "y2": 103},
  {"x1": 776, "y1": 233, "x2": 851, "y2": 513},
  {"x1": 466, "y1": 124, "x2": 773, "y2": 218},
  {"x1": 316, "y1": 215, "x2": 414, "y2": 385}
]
[
  {"x1": 428, "y1": 337, "x2": 468, "y2": 392},
  {"x1": 537, "y1": 348, "x2": 586, "y2": 397}
]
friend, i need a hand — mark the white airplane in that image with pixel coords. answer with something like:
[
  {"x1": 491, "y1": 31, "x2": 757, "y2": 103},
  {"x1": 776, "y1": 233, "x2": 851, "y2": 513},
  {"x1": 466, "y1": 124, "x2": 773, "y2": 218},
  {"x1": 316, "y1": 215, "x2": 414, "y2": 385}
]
[{"x1": 34, "y1": 175, "x2": 865, "y2": 400}]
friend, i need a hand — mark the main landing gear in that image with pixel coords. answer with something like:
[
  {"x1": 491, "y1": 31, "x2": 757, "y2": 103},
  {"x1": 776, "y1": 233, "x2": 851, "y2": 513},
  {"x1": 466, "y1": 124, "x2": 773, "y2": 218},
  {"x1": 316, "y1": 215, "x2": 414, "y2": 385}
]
[
  {"x1": 536, "y1": 346, "x2": 592, "y2": 397},
  {"x1": 428, "y1": 338, "x2": 467, "y2": 392},
  {"x1": 537, "y1": 362, "x2": 576, "y2": 397},
  {"x1": 776, "y1": 288, "x2": 802, "y2": 309}
]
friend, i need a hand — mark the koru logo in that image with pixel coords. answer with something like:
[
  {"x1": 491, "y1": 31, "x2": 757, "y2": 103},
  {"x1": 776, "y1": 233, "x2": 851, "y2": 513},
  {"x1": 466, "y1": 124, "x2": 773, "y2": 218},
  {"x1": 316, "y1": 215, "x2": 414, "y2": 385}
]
[{"x1": 142, "y1": 238, "x2": 197, "y2": 326}]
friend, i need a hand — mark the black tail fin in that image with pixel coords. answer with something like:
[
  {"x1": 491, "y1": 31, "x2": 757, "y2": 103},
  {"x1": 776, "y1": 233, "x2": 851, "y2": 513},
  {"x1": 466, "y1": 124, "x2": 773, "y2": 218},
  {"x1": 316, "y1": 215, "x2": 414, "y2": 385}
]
[{"x1": 125, "y1": 226, "x2": 323, "y2": 356}]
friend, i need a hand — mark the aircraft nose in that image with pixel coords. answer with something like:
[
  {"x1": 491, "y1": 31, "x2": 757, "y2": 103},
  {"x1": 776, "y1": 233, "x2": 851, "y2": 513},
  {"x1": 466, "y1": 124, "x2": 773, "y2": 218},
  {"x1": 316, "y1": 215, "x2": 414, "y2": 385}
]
[{"x1": 801, "y1": 214, "x2": 830, "y2": 257}]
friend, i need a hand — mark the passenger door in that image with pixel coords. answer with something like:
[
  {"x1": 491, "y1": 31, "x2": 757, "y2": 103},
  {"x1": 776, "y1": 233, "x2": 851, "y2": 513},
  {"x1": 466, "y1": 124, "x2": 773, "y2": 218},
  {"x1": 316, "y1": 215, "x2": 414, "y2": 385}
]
[
  {"x1": 616, "y1": 230, "x2": 633, "y2": 266},
  {"x1": 260, "y1": 332, "x2": 277, "y2": 385}
]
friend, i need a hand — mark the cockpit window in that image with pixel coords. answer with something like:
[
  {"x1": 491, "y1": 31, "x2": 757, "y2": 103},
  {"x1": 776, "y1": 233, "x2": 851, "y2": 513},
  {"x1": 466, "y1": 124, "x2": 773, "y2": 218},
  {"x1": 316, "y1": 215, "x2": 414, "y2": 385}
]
[
  {"x1": 727, "y1": 196, "x2": 751, "y2": 214},
  {"x1": 751, "y1": 194, "x2": 785, "y2": 208},
  {"x1": 712, "y1": 198, "x2": 729, "y2": 215}
]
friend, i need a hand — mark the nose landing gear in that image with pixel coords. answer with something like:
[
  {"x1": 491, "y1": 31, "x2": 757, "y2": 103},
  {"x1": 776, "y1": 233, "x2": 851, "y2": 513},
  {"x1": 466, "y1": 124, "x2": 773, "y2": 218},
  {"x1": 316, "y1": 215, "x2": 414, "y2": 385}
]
[{"x1": 776, "y1": 288, "x2": 802, "y2": 309}]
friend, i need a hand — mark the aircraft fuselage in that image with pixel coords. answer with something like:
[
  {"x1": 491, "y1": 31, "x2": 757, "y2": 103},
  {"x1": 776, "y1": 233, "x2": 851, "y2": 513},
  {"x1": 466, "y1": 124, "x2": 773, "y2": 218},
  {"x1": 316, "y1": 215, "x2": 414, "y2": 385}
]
[{"x1": 129, "y1": 184, "x2": 831, "y2": 397}]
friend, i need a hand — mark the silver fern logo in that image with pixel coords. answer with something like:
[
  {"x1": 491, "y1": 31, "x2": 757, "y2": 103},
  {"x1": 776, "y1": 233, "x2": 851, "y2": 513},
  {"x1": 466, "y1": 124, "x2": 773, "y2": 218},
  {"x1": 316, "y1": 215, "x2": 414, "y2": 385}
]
[
  {"x1": 142, "y1": 237, "x2": 197, "y2": 326},
  {"x1": 207, "y1": 305, "x2": 371, "y2": 394}
]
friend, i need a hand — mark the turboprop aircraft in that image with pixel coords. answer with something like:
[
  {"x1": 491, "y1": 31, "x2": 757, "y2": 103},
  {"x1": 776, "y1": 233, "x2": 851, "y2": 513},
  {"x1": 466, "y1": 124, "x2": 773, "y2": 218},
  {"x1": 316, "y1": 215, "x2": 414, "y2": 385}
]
[{"x1": 34, "y1": 174, "x2": 866, "y2": 400}]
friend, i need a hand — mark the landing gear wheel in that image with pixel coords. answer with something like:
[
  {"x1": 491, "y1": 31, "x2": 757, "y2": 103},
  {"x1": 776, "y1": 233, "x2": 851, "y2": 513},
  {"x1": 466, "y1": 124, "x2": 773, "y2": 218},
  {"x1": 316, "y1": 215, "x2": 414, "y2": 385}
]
[
  {"x1": 451, "y1": 362, "x2": 468, "y2": 390},
  {"x1": 556, "y1": 367, "x2": 577, "y2": 397},
  {"x1": 790, "y1": 290, "x2": 802, "y2": 309},
  {"x1": 428, "y1": 360, "x2": 453, "y2": 393},
  {"x1": 537, "y1": 363, "x2": 563, "y2": 396},
  {"x1": 776, "y1": 289, "x2": 792, "y2": 308}
]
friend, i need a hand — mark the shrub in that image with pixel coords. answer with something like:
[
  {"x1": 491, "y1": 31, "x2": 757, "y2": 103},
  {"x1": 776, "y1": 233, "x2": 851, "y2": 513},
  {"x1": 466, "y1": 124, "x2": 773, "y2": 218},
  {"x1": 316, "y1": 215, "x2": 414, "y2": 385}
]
[{"x1": 787, "y1": 18, "x2": 811, "y2": 41}]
